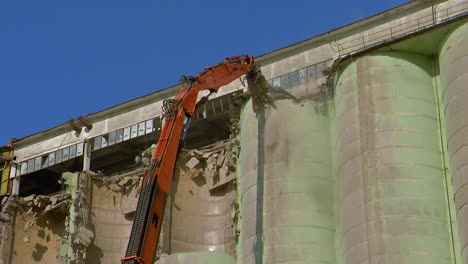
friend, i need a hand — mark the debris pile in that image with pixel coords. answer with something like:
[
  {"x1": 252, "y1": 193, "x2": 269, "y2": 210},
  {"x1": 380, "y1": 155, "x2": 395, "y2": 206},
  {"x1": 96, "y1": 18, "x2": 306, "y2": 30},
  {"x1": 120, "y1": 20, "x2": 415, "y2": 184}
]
[
  {"x1": 182, "y1": 139, "x2": 239, "y2": 191},
  {"x1": 5, "y1": 192, "x2": 70, "y2": 218},
  {"x1": 0, "y1": 191, "x2": 71, "y2": 263},
  {"x1": 90, "y1": 169, "x2": 143, "y2": 215}
]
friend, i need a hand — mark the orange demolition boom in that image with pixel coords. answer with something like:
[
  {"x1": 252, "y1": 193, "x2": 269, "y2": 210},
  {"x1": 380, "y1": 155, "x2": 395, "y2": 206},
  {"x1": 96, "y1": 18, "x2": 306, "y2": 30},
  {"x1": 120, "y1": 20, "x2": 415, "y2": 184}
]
[{"x1": 121, "y1": 55, "x2": 255, "y2": 264}]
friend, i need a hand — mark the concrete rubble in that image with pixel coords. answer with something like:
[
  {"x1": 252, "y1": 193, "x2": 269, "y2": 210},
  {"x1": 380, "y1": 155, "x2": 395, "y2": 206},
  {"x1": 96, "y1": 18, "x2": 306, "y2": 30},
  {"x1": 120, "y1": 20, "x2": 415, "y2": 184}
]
[
  {"x1": 0, "y1": 190, "x2": 71, "y2": 263},
  {"x1": 0, "y1": 168, "x2": 144, "y2": 263},
  {"x1": 184, "y1": 139, "x2": 239, "y2": 191}
]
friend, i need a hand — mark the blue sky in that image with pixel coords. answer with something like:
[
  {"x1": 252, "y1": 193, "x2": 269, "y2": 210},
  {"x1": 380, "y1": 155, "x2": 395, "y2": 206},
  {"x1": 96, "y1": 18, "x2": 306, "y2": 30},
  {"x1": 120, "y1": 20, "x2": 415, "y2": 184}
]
[{"x1": 0, "y1": 0, "x2": 409, "y2": 144}]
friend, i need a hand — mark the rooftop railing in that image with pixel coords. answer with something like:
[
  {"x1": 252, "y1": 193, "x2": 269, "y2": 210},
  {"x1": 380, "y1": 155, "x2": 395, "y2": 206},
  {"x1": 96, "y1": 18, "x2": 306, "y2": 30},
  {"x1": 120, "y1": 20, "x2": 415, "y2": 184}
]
[{"x1": 331, "y1": 1, "x2": 468, "y2": 57}]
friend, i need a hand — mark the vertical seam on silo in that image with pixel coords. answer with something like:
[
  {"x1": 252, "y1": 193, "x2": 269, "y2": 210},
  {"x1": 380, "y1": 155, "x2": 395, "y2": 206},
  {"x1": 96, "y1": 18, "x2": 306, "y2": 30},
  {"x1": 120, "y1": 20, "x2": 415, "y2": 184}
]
[
  {"x1": 432, "y1": 55, "x2": 459, "y2": 264},
  {"x1": 356, "y1": 59, "x2": 374, "y2": 264},
  {"x1": 255, "y1": 106, "x2": 265, "y2": 264}
]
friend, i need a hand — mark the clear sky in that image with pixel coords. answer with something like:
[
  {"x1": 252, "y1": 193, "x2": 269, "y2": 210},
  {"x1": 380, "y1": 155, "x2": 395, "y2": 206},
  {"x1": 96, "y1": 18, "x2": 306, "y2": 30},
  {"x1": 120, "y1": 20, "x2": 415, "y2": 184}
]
[{"x1": 0, "y1": 0, "x2": 409, "y2": 144}]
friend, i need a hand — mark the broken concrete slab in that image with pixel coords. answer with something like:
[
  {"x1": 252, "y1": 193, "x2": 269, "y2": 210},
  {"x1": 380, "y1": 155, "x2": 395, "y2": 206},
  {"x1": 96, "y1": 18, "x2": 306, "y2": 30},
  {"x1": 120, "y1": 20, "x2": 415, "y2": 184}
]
[
  {"x1": 185, "y1": 157, "x2": 200, "y2": 170},
  {"x1": 76, "y1": 226, "x2": 94, "y2": 247}
]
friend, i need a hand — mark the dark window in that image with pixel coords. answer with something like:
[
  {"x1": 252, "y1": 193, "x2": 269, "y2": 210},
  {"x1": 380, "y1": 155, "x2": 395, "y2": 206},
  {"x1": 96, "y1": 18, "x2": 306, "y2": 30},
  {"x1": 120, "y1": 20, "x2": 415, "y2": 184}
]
[{"x1": 289, "y1": 71, "x2": 299, "y2": 87}]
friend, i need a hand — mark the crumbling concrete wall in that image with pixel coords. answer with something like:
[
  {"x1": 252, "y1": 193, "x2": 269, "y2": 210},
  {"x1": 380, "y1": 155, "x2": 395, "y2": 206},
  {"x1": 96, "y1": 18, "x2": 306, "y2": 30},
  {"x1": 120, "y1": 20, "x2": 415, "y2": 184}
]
[
  {"x1": 5, "y1": 194, "x2": 70, "y2": 263},
  {"x1": 81, "y1": 140, "x2": 239, "y2": 263}
]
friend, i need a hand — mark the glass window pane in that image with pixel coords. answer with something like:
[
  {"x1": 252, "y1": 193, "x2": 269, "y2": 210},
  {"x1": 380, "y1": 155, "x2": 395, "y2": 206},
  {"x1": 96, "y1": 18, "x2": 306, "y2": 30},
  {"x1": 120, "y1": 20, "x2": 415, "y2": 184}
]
[
  {"x1": 272, "y1": 78, "x2": 281, "y2": 89},
  {"x1": 325, "y1": 59, "x2": 333, "y2": 68},
  {"x1": 299, "y1": 69, "x2": 306, "y2": 84},
  {"x1": 56, "y1": 150, "x2": 63, "y2": 164},
  {"x1": 27, "y1": 159, "x2": 35, "y2": 173},
  {"x1": 123, "y1": 127, "x2": 131, "y2": 141},
  {"x1": 289, "y1": 71, "x2": 299, "y2": 87},
  {"x1": 20, "y1": 162, "x2": 28, "y2": 175},
  {"x1": 16, "y1": 164, "x2": 22, "y2": 176},
  {"x1": 41, "y1": 156, "x2": 48, "y2": 169},
  {"x1": 62, "y1": 147, "x2": 70, "y2": 161},
  {"x1": 69, "y1": 145, "x2": 77, "y2": 159},
  {"x1": 307, "y1": 65, "x2": 316, "y2": 81},
  {"x1": 138, "y1": 122, "x2": 145, "y2": 136},
  {"x1": 146, "y1": 120, "x2": 153, "y2": 134},
  {"x1": 93, "y1": 137, "x2": 101, "y2": 150},
  {"x1": 316, "y1": 62, "x2": 325, "y2": 78},
  {"x1": 116, "y1": 129, "x2": 124, "y2": 143},
  {"x1": 280, "y1": 74, "x2": 290, "y2": 89},
  {"x1": 49, "y1": 152, "x2": 56, "y2": 166},
  {"x1": 101, "y1": 135, "x2": 108, "y2": 148},
  {"x1": 131, "y1": 124, "x2": 138, "y2": 138},
  {"x1": 76, "y1": 143, "x2": 84, "y2": 156},
  {"x1": 108, "y1": 131, "x2": 116, "y2": 146},
  {"x1": 35, "y1": 157, "x2": 41, "y2": 171}
]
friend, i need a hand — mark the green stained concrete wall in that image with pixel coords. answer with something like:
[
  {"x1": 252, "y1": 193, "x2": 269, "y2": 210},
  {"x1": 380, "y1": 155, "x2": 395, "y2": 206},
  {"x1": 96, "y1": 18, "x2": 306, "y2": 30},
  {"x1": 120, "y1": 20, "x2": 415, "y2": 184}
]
[
  {"x1": 60, "y1": 172, "x2": 78, "y2": 263},
  {"x1": 334, "y1": 51, "x2": 453, "y2": 264},
  {"x1": 439, "y1": 22, "x2": 468, "y2": 263},
  {"x1": 237, "y1": 99, "x2": 335, "y2": 263},
  {"x1": 237, "y1": 99, "x2": 261, "y2": 264}
]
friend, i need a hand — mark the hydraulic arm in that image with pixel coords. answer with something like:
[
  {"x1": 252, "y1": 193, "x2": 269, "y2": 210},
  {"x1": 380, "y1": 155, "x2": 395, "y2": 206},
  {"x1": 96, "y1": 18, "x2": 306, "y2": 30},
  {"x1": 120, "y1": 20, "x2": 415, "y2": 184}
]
[{"x1": 121, "y1": 55, "x2": 255, "y2": 264}]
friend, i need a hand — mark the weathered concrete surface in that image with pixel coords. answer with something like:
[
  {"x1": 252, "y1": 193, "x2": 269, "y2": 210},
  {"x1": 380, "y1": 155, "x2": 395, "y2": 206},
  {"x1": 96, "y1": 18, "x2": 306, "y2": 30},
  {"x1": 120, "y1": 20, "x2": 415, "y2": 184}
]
[
  {"x1": 334, "y1": 52, "x2": 453, "y2": 264},
  {"x1": 439, "y1": 22, "x2": 468, "y2": 264},
  {"x1": 237, "y1": 97, "x2": 335, "y2": 264}
]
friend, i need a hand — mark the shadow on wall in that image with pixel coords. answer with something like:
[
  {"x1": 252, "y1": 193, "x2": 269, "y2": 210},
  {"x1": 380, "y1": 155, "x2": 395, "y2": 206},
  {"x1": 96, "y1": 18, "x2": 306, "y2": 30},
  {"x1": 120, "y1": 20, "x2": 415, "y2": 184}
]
[{"x1": 11, "y1": 204, "x2": 67, "y2": 263}]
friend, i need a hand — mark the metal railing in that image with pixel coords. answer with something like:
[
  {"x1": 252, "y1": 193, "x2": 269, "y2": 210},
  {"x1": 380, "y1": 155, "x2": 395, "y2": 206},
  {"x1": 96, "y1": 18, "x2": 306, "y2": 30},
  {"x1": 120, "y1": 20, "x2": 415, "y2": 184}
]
[{"x1": 331, "y1": 1, "x2": 468, "y2": 57}]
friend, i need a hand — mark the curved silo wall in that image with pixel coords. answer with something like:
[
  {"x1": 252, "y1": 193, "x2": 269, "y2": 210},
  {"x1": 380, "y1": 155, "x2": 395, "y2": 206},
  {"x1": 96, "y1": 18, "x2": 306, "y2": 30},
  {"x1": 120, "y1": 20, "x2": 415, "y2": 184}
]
[
  {"x1": 439, "y1": 22, "x2": 468, "y2": 263},
  {"x1": 334, "y1": 52, "x2": 453, "y2": 264},
  {"x1": 237, "y1": 99, "x2": 335, "y2": 263},
  {"x1": 168, "y1": 166, "x2": 236, "y2": 255}
]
